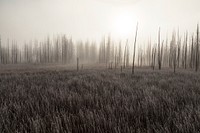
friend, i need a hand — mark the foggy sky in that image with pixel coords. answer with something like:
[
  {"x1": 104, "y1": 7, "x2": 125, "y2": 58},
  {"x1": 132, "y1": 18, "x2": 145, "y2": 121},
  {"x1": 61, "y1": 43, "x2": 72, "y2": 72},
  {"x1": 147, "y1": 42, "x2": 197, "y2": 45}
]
[{"x1": 0, "y1": 0, "x2": 200, "y2": 44}]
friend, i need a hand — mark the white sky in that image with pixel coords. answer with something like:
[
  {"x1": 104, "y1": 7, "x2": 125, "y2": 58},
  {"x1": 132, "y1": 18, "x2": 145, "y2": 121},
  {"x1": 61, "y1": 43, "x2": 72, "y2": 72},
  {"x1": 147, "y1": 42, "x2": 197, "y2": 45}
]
[{"x1": 0, "y1": 0, "x2": 200, "y2": 45}]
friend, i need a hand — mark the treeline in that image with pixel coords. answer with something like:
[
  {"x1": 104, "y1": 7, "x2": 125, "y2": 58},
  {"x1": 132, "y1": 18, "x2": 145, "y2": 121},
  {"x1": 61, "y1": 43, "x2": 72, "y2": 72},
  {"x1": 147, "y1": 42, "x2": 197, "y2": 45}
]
[
  {"x1": 136, "y1": 24, "x2": 199, "y2": 72},
  {"x1": 0, "y1": 24, "x2": 199, "y2": 73},
  {"x1": 98, "y1": 24, "x2": 200, "y2": 72},
  {"x1": 0, "y1": 35, "x2": 97, "y2": 64},
  {"x1": 99, "y1": 37, "x2": 130, "y2": 69}
]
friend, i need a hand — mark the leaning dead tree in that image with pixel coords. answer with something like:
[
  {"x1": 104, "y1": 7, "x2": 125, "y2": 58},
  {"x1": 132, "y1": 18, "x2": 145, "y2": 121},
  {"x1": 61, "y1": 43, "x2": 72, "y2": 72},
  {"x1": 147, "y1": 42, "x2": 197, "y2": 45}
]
[{"x1": 132, "y1": 23, "x2": 139, "y2": 74}]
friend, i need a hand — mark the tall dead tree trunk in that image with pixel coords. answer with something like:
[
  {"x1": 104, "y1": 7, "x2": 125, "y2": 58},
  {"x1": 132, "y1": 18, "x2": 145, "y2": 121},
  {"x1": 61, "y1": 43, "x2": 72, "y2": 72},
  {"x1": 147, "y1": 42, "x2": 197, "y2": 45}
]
[
  {"x1": 126, "y1": 44, "x2": 129, "y2": 67},
  {"x1": 147, "y1": 39, "x2": 152, "y2": 67},
  {"x1": 184, "y1": 32, "x2": 188, "y2": 69},
  {"x1": 196, "y1": 24, "x2": 199, "y2": 72},
  {"x1": 118, "y1": 41, "x2": 122, "y2": 66},
  {"x1": 123, "y1": 40, "x2": 128, "y2": 68},
  {"x1": 6, "y1": 39, "x2": 9, "y2": 64},
  {"x1": 158, "y1": 28, "x2": 161, "y2": 70},
  {"x1": 106, "y1": 36, "x2": 111, "y2": 66},
  {"x1": 173, "y1": 47, "x2": 177, "y2": 73},
  {"x1": 190, "y1": 35, "x2": 194, "y2": 68},
  {"x1": 132, "y1": 23, "x2": 138, "y2": 74},
  {"x1": 114, "y1": 46, "x2": 117, "y2": 69},
  {"x1": 177, "y1": 30, "x2": 181, "y2": 68},
  {"x1": 181, "y1": 43, "x2": 185, "y2": 68},
  {"x1": 77, "y1": 57, "x2": 79, "y2": 71},
  {"x1": 152, "y1": 47, "x2": 156, "y2": 70},
  {"x1": 140, "y1": 50, "x2": 143, "y2": 67},
  {"x1": 0, "y1": 36, "x2": 1, "y2": 64}
]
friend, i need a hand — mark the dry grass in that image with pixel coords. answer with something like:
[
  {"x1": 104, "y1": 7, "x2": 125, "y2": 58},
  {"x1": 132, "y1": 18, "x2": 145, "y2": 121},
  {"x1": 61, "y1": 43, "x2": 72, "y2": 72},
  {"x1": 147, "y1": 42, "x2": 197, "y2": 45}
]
[{"x1": 0, "y1": 66, "x2": 200, "y2": 133}]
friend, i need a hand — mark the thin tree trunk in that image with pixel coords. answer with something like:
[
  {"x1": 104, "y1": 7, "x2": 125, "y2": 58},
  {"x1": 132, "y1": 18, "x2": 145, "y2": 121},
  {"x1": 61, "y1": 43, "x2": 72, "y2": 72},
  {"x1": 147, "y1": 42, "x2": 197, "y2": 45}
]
[
  {"x1": 132, "y1": 23, "x2": 138, "y2": 74},
  {"x1": 77, "y1": 57, "x2": 79, "y2": 71},
  {"x1": 185, "y1": 32, "x2": 188, "y2": 69},
  {"x1": 196, "y1": 24, "x2": 199, "y2": 72},
  {"x1": 123, "y1": 40, "x2": 128, "y2": 68},
  {"x1": 158, "y1": 27, "x2": 161, "y2": 70}
]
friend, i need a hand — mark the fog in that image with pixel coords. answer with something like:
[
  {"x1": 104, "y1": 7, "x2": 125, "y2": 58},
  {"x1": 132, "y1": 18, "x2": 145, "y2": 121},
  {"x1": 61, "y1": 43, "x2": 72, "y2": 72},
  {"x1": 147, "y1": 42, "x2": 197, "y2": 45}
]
[{"x1": 0, "y1": 0, "x2": 200, "y2": 44}]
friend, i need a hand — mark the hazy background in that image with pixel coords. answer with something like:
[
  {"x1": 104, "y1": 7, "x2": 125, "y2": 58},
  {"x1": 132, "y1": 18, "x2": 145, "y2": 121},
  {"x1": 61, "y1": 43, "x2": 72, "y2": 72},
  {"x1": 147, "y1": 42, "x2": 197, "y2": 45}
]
[{"x1": 0, "y1": 0, "x2": 200, "y2": 45}]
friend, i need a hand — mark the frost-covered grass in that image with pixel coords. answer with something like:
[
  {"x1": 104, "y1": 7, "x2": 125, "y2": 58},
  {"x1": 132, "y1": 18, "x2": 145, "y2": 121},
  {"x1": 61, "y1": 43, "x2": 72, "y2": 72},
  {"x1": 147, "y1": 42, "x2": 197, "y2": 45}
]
[{"x1": 1, "y1": 66, "x2": 200, "y2": 133}]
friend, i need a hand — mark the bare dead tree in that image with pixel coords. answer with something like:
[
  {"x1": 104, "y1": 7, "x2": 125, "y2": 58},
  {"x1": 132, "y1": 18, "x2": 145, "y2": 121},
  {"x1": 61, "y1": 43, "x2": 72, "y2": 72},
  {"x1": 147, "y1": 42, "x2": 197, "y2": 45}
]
[
  {"x1": 152, "y1": 46, "x2": 157, "y2": 70},
  {"x1": 196, "y1": 24, "x2": 199, "y2": 72},
  {"x1": 77, "y1": 57, "x2": 79, "y2": 71},
  {"x1": 147, "y1": 39, "x2": 152, "y2": 67},
  {"x1": 126, "y1": 44, "x2": 130, "y2": 67},
  {"x1": 0, "y1": 35, "x2": 1, "y2": 64},
  {"x1": 140, "y1": 50, "x2": 143, "y2": 67},
  {"x1": 106, "y1": 36, "x2": 111, "y2": 66},
  {"x1": 181, "y1": 40, "x2": 185, "y2": 68},
  {"x1": 184, "y1": 32, "x2": 188, "y2": 69},
  {"x1": 177, "y1": 29, "x2": 181, "y2": 68},
  {"x1": 123, "y1": 40, "x2": 128, "y2": 68},
  {"x1": 158, "y1": 28, "x2": 161, "y2": 69},
  {"x1": 163, "y1": 37, "x2": 168, "y2": 67},
  {"x1": 6, "y1": 39, "x2": 10, "y2": 64},
  {"x1": 190, "y1": 35, "x2": 194, "y2": 68},
  {"x1": 137, "y1": 48, "x2": 140, "y2": 67},
  {"x1": 132, "y1": 23, "x2": 138, "y2": 74},
  {"x1": 55, "y1": 38, "x2": 59, "y2": 63},
  {"x1": 173, "y1": 46, "x2": 177, "y2": 73},
  {"x1": 114, "y1": 46, "x2": 117, "y2": 69},
  {"x1": 118, "y1": 41, "x2": 122, "y2": 66},
  {"x1": 171, "y1": 30, "x2": 177, "y2": 73},
  {"x1": 157, "y1": 28, "x2": 164, "y2": 70},
  {"x1": 90, "y1": 42, "x2": 97, "y2": 63},
  {"x1": 169, "y1": 37, "x2": 173, "y2": 68},
  {"x1": 99, "y1": 37, "x2": 106, "y2": 63}
]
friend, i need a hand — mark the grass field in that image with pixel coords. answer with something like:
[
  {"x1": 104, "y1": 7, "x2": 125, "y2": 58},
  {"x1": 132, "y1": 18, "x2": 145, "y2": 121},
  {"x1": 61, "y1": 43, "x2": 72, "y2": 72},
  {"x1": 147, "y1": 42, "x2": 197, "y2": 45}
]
[{"x1": 1, "y1": 65, "x2": 200, "y2": 133}]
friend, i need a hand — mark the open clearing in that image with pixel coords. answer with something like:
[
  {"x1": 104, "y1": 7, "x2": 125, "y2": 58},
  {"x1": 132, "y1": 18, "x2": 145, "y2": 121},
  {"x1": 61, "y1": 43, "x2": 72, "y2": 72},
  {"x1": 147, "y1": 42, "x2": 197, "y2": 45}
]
[{"x1": 0, "y1": 65, "x2": 200, "y2": 133}]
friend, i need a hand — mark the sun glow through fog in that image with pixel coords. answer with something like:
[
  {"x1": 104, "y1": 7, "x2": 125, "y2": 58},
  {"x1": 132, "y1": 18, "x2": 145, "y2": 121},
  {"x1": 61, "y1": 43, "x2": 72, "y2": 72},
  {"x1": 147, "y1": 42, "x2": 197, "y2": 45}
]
[{"x1": 112, "y1": 11, "x2": 137, "y2": 39}]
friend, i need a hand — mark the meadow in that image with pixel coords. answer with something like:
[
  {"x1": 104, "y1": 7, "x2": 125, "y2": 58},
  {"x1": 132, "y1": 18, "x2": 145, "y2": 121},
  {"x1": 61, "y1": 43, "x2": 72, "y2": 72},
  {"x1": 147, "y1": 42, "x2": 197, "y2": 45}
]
[{"x1": 0, "y1": 65, "x2": 200, "y2": 133}]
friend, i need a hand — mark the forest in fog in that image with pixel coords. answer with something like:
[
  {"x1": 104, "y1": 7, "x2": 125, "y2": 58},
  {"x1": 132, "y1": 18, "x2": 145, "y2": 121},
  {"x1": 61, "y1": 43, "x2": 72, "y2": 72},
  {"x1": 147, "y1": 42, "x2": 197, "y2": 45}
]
[
  {"x1": 2, "y1": 0, "x2": 200, "y2": 132},
  {"x1": 0, "y1": 24, "x2": 199, "y2": 72}
]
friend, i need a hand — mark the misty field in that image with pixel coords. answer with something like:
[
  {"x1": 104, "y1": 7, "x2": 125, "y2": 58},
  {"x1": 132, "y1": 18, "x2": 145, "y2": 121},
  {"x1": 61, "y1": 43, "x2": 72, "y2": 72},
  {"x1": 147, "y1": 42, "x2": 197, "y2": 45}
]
[{"x1": 1, "y1": 66, "x2": 200, "y2": 133}]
